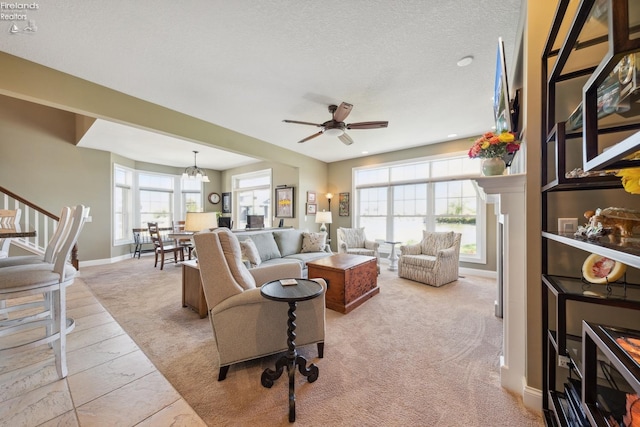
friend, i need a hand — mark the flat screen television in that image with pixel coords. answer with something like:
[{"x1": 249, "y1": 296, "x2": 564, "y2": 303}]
[
  {"x1": 246, "y1": 215, "x2": 264, "y2": 229},
  {"x1": 494, "y1": 37, "x2": 512, "y2": 134}
]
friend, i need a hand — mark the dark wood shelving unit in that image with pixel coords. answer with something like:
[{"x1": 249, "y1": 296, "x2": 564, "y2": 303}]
[{"x1": 541, "y1": 1, "x2": 640, "y2": 425}]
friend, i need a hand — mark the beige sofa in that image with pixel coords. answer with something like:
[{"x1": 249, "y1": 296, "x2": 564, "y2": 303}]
[{"x1": 233, "y1": 228, "x2": 332, "y2": 278}]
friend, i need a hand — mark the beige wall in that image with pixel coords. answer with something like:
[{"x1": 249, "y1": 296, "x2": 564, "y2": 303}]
[
  {"x1": 220, "y1": 160, "x2": 328, "y2": 232},
  {"x1": 0, "y1": 96, "x2": 111, "y2": 261}
]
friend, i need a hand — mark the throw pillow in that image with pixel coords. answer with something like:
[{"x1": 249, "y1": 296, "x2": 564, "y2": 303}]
[
  {"x1": 247, "y1": 232, "x2": 282, "y2": 262},
  {"x1": 301, "y1": 232, "x2": 327, "y2": 253},
  {"x1": 273, "y1": 229, "x2": 303, "y2": 257},
  {"x1": 240, "y1": 238, "x2": 261, "y2": 267}
]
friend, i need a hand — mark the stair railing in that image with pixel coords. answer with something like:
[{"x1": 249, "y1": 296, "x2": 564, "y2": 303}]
[{"x1": 0, "y1": 186, "x2": 79, "y2": 269}]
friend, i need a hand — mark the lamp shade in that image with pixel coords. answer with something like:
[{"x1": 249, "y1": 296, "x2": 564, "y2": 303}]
[
  {"x1": 315, "y1": 211, "x2": 332, "y2": 225},
  {"x1": 184, "y1": 212, "x2": 218, "y2": 232}
]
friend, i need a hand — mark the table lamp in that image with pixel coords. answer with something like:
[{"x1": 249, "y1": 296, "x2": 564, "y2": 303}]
[
  {"x1": 315, "y1": 210, "x2": 332, "y2": 234},
  {"x1": 184, "y1": 212, "x2": 218, "y2": 232}
]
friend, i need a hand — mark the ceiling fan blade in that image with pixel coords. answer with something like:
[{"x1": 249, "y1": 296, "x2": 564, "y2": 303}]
[
  {"x1": 338, "y1": 133, "x2": 354, "y2": 146},
  {"x1": 298, "y1": 131, "x2": 323, "y2": 143},
  {"x1": 347, "y1": 121, "x2": 389, "y2": 130},
  {"x1": 333, "y1": 102, "x2": 353, "y2": 122},
  {"x1": 283, "y1": 119, "x2": 323, "y2": 127}
]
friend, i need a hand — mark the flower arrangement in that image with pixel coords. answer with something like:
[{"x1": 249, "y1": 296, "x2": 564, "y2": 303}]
[
  {"x1": 468, "y1": 131, "x2": 521, "y2": 159},
  {"x1": 617, "y1": 167, "x2": 640, "y2": 194}
]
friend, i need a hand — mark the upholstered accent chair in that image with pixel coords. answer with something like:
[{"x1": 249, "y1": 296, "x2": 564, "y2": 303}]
[
  {"x1": 398, "y1": 231, "x2": 461, "y2": 287},
  {"x1": 193, "y1": 228, "x2": 326, "y2": 381},
  {"x1": 336, "y1": 227, "x2": 380, "y2": 272}
]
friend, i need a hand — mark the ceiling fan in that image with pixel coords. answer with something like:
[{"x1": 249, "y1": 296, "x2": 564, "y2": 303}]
[{"x1": 283, "y1": 102, "x2": 388, "y2": 145}]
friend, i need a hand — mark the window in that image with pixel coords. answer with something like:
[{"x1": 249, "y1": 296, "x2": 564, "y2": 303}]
[
  {"x1": 182, "y1": 179, "x2": 203, "y2": 213},
  {"x1": 139, "y1": 172, "x2": 174, "y2": 227},
  {"x1": 354, "y1": 154, "x2": 485, "y2": 263},
  {"x1": 232, "y1": 169, "x2": 272, "y2": 228},
  {"x1": 113, "y1": 165, "x2": 133, "y2": 245},
  {"x1": 113, "y1": 164, "x2": 203, "y2": 246}
]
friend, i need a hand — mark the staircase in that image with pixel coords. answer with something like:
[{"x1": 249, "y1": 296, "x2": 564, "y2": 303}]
[{"x1": 0, "y1": 186, "x2": 79, "y2": 269}]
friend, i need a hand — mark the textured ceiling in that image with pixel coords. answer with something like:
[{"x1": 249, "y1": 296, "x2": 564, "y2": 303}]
[{"x1": 0, "y1": 0, "x2": 524, "y2": 170}]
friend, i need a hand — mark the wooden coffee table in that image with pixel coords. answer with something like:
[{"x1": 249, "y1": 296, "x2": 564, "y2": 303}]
[{"x1": 307, "y1": 254, "x2": 378, "y2": 314}]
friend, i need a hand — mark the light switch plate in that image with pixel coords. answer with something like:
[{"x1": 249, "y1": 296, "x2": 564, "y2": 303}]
[{"x1": 558, "y1": 218, "x2": 578, "y2": 233}]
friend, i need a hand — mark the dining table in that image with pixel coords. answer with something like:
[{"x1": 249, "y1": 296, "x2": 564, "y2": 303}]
[{"x1": 0, "y1": 226, "x2": 36, "y2": 238}]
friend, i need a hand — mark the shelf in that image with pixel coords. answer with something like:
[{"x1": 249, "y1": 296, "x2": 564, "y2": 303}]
[
  {"x1": 542, "y1": 122, "x2": 623, "y2": 192},
  {"x1": 584, "y1": 129, "x2": 640, "y2": 171},
  {"x1": 583, "y1": 322, "x2": 640, "y2": 426},
  {"x1": 542, "y1": 275, "x2": 640, "y2": 305},
  {"x1": 542, "y1": 232, "x2": 640, "y2": 268},
  {"x1": 542, "y1": 2, "x2": 640, "y2": 423}
]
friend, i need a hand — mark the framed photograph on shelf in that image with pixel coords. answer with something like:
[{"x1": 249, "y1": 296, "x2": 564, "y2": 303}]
[
  {"x1": 307, "y1": 191, "x2": 316, "y2": 203},
  {"x1": 222, "y1": 192, "x2": 232, "y2": 214},
  {"x1": 339, "y1": 192, "x2": 349, "y2": 216},
  {"x1": 306, "y1": 203, "x2": 317, "y2": 215},
  {"x1": 275, "y1": 186, "x2": 294, "y2": 218}
]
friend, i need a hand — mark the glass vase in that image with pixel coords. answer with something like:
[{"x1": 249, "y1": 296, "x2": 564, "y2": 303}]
[{"x1": 482, "y1": 157, "x2": 506, "y2": 176}]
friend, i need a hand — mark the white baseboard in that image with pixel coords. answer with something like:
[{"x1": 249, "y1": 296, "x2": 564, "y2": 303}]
[
  {"x1": 522, "y1": 384, "x2": 543, "y2": 413},
  {"x1": 459, "y1": 267, "x2": 497, "y2": 279}
]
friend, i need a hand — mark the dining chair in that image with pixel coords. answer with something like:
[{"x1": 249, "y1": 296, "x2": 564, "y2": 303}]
[
  {"x1": 0, "y1": 204, "x2": 89, "y2": 378},
  {"x1": 0, "y1": 209, "x2": 22, "y2": 259},
  {"x1": 172, "y1": 220, "x2": 194, "y2": 260},
  {"x1": 148, "y1": 222, "x2": 183, "y2": 270},
  {"x1": 0, "y1": 206, "x2": 72, "y2": 268}
]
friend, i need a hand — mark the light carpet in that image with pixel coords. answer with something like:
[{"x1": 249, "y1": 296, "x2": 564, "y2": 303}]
[{"x1": 78, "y1": 258, "x2": 543, "y2": 426}]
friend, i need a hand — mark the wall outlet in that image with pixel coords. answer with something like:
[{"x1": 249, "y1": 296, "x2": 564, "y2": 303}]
[
  {"x1": 558, "y1": 355, "x2": 571, "y2": 368},
  {"x1": 557, "y1": 218, "x2": 578, "y2": 233}
]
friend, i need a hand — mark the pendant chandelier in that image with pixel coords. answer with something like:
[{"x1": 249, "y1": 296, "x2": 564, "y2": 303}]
[{"x1": 181, "y1": 150, "x2": 210, "y2": 182}]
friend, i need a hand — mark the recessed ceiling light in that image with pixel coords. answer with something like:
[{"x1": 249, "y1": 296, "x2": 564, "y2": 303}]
[
  {"x1": 447, "y1": 133, "x2": 458, "y2": 138},
  {"x1": 362, "y1": 151, "x2": 369, "y2": 154},
  {"x1": 457, "y1": 56, "x2": 474, "y2": 67}
]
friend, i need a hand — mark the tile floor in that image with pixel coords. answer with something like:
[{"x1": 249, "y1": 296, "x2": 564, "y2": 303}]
[{"x1": 0, "y1": 276, "x2": 206, "y2": 427}]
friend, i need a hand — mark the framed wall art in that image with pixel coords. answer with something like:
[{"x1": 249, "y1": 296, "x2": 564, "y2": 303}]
[
  {"x1": 307, "y1": 191, "x2": 316, "y2": 203},
  {"x1": 222, "y1": 192, "x2": 232, "y2": 214},
  {"x1": 275, "y1": 186, "x2": 294, "y2": 218},
  {"x1": 306, "y1": 203, "x2": 317, "y2": 215},
  {"x1": 339, "y1": 192, "x2": 349, "y2": 216}
]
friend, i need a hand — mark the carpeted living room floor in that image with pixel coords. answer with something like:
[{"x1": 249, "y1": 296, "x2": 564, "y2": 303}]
[{"x1": 78, "y1": 257, "x2": 543, "y2": 427}]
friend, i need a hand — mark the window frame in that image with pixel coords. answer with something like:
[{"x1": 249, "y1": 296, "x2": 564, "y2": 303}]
[
  {"x1": 352, "y1": 153, "x2": 486, "y2": 264},
  {"x1": 113, "y1": 163, "x2": 204, "y2": 246}
]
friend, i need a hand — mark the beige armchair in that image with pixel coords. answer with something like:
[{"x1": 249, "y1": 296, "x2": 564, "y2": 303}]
[
  {"x1": 193, "y1": 228, "x2": 326, "y2": 381},
  {"x1": 398, "y1": 230, "x2": 461, "y2": 287},
  {"x1": 336, "y1": 227, "x2": 380, "y2": 272}
]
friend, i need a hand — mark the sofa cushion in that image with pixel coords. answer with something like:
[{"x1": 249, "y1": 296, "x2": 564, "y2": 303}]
[
  {"x1": 401, "y1": 254, "x2": 437, "y2": 269},
  {"x1": 301, "y1": 232, "x2": 326, "y2": 253},
  {"x1": 284, "y1": 252, "x2": 332, "y2": 265},
  {"x1": 248, "y1": 232, "x2": 282, "y2": 262},
  {"x1": 239, "y1": 238, "x2": 261, "y2": 267},
  {"x1": 345, "y1": 248, "x2": 376, "y2": 257},
  {"x1": 273, "y1": 229, "x2": 303, "y2": 257},
  {"x1": 216, "y1": 229, "x2": 256, "y2": 290},
  {"x1": 420, "y1": 231, "x2": 455, "y2": 256}
]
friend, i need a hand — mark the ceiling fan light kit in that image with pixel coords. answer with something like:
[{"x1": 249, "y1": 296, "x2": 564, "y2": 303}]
[{"x1": 283, "y1": 102, "x2": 388, "y2": 145}]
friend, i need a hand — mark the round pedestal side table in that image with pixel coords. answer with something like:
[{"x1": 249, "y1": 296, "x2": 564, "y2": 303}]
[{"x1": 260, "y1": 278, "x2": 324, "y2": 423}]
